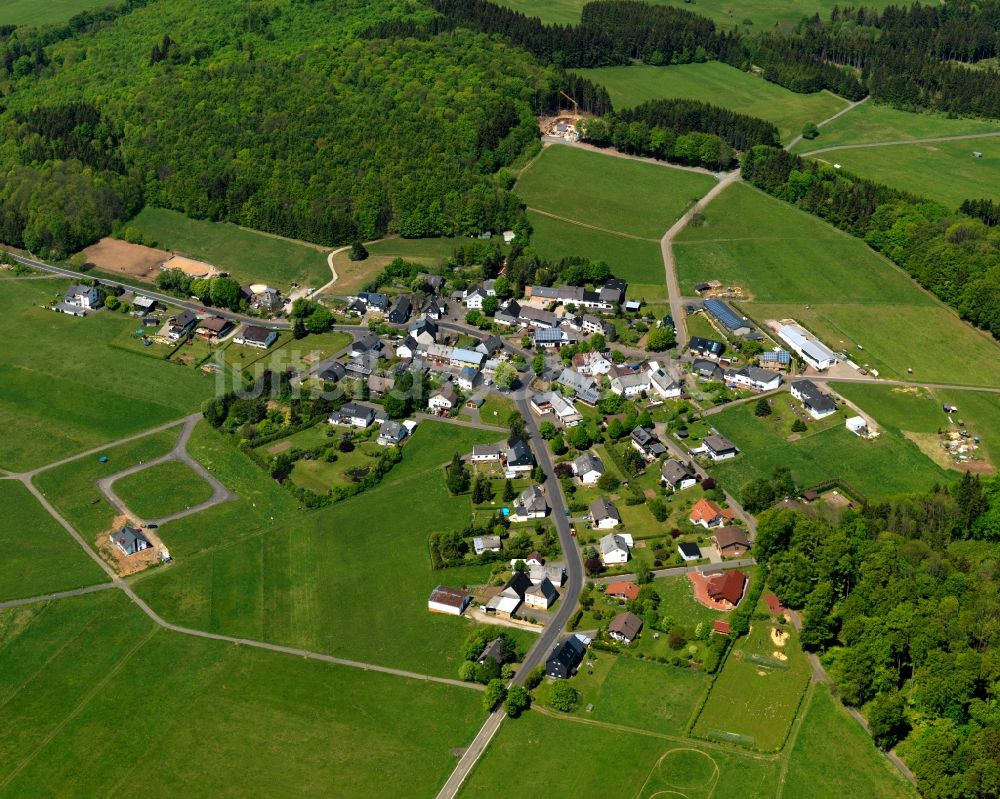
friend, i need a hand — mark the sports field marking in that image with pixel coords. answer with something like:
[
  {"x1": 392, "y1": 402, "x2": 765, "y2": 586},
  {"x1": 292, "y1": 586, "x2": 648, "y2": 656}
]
[{"x1": 634, "y1": 747, "x2": 721, "y2": 799}]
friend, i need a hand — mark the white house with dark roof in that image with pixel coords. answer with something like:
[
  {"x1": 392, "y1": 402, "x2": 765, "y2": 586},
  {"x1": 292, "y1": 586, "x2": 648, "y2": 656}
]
[
  {"x1": 724, "y1": 365, "x2": 782, "y2": 392},
  {"x1": 505, "y1": 440, "x2": 535, "y2": 474},
  {"x1": 699, "y1": 433, "x2": 739, "y2": 461},
  {"x1": 234, "y1": 325, "x2": 278, "y2": 349},
  {"x1": 791, "y1": 380, "x2": 837, "y2": 419},
  {"x1": 525, "y1": 577, "x2": 558, "y2": 610},
  {"x1": 661, "y1": 459, "x2": 697, "y2": 491},
  {"x1": 109, "y1": 525, "x2": 151, "y2": 557},
  {"x1": 571, "y1": 453, "x2": 604, "y2": 485},
  {"x1": 610, "y1": 371, "x2": 651, "y2": 398},
  {"x1": 599, "y1": 532, "x2": 631, "y2": 564},
  {"x1": 591, "y1": 498, "x2": 622, "y2": 530},
  {"x1": 63, "y1": 284, "x2": 100, "y2": 310},
  {"x1": 511, "y1": 485, "x2": 548, "y2": 521},
  {"x1": 472, "y1": 443, "x2": 503, "y2": 462},
  {"x1": 530, "y1": 391, "x2": 582, "y2": 427},
  {"x1": 329, "y1": 402, "x2": 377, "y2": 428},
  {"x1": 428, "y1": 385, "x2": 458, "y2": 411}
]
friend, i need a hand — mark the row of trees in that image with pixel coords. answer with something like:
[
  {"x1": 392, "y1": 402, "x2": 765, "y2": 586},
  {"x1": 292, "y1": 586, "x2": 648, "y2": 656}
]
[{"x1": 742, "y1": 146, "x2": 1000, "y2": 339}]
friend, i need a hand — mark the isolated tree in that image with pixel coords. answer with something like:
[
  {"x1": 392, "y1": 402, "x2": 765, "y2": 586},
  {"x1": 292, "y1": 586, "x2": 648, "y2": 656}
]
[
  {"x1": 445, "y1": 452, "x2": 470, "y2": 494},
  {"x1": 503, "y1": 478, "x2": 517, "y2": 502},
  {"x1": 754, "y1": 397, "x2": 772, "y2": 417},
  {"x1": 483, "y1": 679, "x2": 507, "y2": 712},
  {"x1": 539, "y1": 421, "x2": 557, "y2": 440},
  {"x1": 649, "y1": 498, "x2": 668, "y2": 522},
  {"x1": 508, "y1": 411, "x2": 527, "y2": 443},
  {"x1": 802, "y1": 122, "x2": 820, "y2": 140},
  {"x1": 548, "y1": 682, "x2": 579, "y2": 712},
  {"x1": 532, "y1": 353, "x2": 545, "y2": 375},
  {"x1": 292, "y1": 317, "x2": 308, "y2": 340},
  {"x1": 551, "y1": 434, "x2": 567, "y2": 455},
  {"x1": 494, "y1": 361, "x2": 517, "y2": 389},
  {"x1": 791, "y1": 418, "x2": 807, "y2": 433},
  {"x1": 348, "y1": 240, "x2": 368, "y2": 261},
  {"x1": 635, "y1": 560, "x2": 653, "y2": 585},
  {"x1": 646, "y1": 326, "x2": 675, "y2": 351}
]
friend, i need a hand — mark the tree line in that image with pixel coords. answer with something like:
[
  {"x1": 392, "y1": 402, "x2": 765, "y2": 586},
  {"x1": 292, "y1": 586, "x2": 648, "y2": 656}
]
[
  {"x1": 755, "y1": 472, "x2": 1000, "y2": 797},
  {"x1": 742, "y1": 145, "x2": 1000, "y2": 339}
]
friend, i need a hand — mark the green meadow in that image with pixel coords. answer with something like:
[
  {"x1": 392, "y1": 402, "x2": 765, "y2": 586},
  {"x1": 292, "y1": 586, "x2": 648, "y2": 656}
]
[
  {"x1": 0, "y1": 481, "x2": 106, "y2": 600},
  {"x1": 123, "y1": 206, "x2": 331, "y2": 291},
  {"x1": 578, "y1": 62, "x2": 848, "y2": 142},
  {"x1": 0, "y1": 591, "x2": 483, "y2": 798},
  {"x1": 674, "y1": 182, "x2": 1000, "y2": 385},
  {"x1": 328, "y1": 236, "x2": 463, "y2": 295},
  {"x1": 518, "y1": 144, "x2": 715, "y2": 240},
  {"x1": 0, "y1": 280, "x2": 212, "y2": 472},
  {"x1": 0, "y1": 0, "x2": 103, "y2": 26},
  {"x1": 112, "y1": 460, "x2": 215, "y2": 519},
  {"x1": 131, "y1": 420, "x2": 535, "y2": 677}
]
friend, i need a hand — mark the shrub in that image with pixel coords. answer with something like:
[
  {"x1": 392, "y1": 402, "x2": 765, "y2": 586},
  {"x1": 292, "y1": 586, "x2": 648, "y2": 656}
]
[{"x1": 548, "y1": 682, "x2": 580, "y2": 712}]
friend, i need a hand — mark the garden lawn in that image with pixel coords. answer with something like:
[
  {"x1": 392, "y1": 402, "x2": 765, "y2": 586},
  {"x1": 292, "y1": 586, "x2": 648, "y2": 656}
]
[
  {"x1": 131, "y1": 421, "x2": 527, "y2": 676},
  {"x1": 653, "y1": 573, "x2": 726, "y2": 627},
  {"x1": 707, "y1": 402, "x2": 952, "y2": 501},
  {"x1": 123, "y1": 206, "x2": 331, "y2": 291},
  {"x1": 674, "y1": 182, "x2": 1000, "y2": 385},
  {"x1": 692, "y1": 621, "x2": 810, "y2": 751},
  {"x1": 0, "y1": 481, "x2": 106, "y2": 601},
  {"x1": 784, "y1": 684, "x2": 918, "y2": 798},
  {"x1": 518, "y1": 145, "x2": 715, "y2": 239},
  {"x1": 791, "y1": 101, "x2": 1000, "y2": 153},
  {"x1": 0, "y1": 591, "x2": 484, "y2": 799},
  {"x1": 459, "y1": 709, "x2": 778, "y2": 798},
  {"x1": 111, "y1": 460, "x2": 215, "y2": 519},
  {"x1": 0, "y1": 280, "x2": 213, "y2": 471},
  {"x1": 328, "y1": 236, "x2": 463, "y2": 295},
  {"x1": 526, "y1": 211, "x2": 666, "y2": 301},
  {"x1": 804, "y1": 136, "x2": 1000, "y2": 208},
  {"x1": 578, "y1": 63, "x2": 847, "y2": 142}
]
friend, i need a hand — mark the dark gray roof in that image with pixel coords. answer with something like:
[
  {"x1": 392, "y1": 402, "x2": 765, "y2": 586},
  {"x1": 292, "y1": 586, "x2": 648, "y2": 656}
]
[
  {"x1": 792, "y1": 380, "x2": 836, "y2": 413},
  {"x1": 547, "y1": 636, "x2": 585, "y2": 670},
  {"x1": 506, "y1": 439, "x2": 534, "y2": 467},
  {"x1": 688, "y1": 336, "x2": 725, "y2": 357}
]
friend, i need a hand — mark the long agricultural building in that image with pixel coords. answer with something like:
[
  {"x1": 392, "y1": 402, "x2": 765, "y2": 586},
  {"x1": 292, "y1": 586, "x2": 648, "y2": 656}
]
[{"x1": 777, "y1": 323, "x2": 838, "y2": 371}]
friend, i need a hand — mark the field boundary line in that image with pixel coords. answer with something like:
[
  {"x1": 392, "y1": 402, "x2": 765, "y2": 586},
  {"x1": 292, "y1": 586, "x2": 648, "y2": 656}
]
[
  {"x1": 774, "y1": 682, "x2": 816, "y2": 799},
  {"x1": 526, "y1": 207, "x2": 661, "y2": 241},
  {"x1": 0, "y1": 582, "x2": 115, "y2": 611},
  {"x1": 0, "y1": 625, "x2": 159, "y2": 791}
]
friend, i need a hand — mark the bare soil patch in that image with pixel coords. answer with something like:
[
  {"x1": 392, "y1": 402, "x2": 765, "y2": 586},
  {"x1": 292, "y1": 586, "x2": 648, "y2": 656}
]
[
  {"x1": 772, "y1": 651, "x2": 788, "y2": 662},
  {"x1": 81, "y1": 238, "x2": 169, "y2": 282},
  {"x1": 267, "y1": 440, "x2": 293, "y2": 455},
  {"x1": 770, "y1": 627, "x2": 789, "y2": 647},
  {"x1": 96, "y1": 515, "x2": 161, "y2": 576}
]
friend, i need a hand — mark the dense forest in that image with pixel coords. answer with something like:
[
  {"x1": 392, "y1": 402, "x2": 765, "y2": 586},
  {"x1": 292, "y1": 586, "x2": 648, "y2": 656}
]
[
  {"x1": 756, "y1": 473, "x2": 1000, "y2": 798},
  {"x1": 742, "y1": 146, "x2": 1000, "y2": 338}
]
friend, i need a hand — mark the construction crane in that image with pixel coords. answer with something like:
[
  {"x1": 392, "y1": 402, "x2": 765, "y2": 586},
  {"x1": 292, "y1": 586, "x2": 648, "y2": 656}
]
[{"x1": 559, "y1": 90, "x2": 580, "y2": 118}]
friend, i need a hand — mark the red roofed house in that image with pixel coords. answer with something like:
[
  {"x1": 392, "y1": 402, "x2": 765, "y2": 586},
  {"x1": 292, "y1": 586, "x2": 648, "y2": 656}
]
[
  {"x1": 605, "y1": 581, "x2": 640, "y2": 602},
  {"x1": 706, "y1": 570, "x2": 747, "y2": 609},
  {"x1": 689, "y1": 498, "x2": 736, "y2": 529},
  {"x1": 712, "y1": 620, "x2": 732, "y2": 636}
]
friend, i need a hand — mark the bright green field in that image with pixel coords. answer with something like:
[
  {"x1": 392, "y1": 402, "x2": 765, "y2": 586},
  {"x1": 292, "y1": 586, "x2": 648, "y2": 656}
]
[
  {"x1": 0, "y1": 591, "x2": 483, "y2": 798},
  {"x1": 805, "y1": 136, "x2": 1000, "y2": 208},
  {"x1": 124, "y1": 206, "x2": 331, "y2": 291},
  {"x1": 460, "y1": 710, "x2": 778, "y2": 798},
  {"x1": 692, "y1": 622, "x2": 810, "y2": 751},
  {"x1": 577, "y1": 63, "x2": 848, "y2": 142},
  {"x1": 785, "y1": 684, "x2": 918, "y2": 798},
  {"x1": 527, "y1": 211, "x2": 666, "y2": 300},
  {"x1": 112, "y1": 460, "x2": 215, "y2": 520},
  {"x1": 832, "y1": 383, "x2": 1000, "y2": 468},
  {"x1": 674, "y1": 182, "x2": 1000, "y2": 385},
  {"x1": 0, "y1": 280, "x2": 213, "y2": 471},
  {"x1": 0, "y1": 481, "x2": 105, "y2": 601},
  {"x1": 0, "y1": 0, "x2": 103, "y2": 26},
  {"x1": 518, "y1": 145, "x2": 715, "y2": 239},
  {"x1": 791, "y1": 101, "x2": 1000, "y2": 153},
  {"x1": 329, "y1": 236, "x2": 464, "y2": 295},
  {"x1": 130, "y1": 421, "x2": 535, "y2": 677}
]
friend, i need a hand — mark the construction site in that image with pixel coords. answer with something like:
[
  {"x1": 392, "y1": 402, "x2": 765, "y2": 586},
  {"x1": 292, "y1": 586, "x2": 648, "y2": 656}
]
[{"x1": 539, "y1": 90, "x2": 582, "y2": 141}]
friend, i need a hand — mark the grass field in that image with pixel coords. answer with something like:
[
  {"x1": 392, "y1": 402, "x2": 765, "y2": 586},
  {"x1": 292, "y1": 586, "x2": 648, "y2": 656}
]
[
  {"x1": 460, "y1": 710, "x2": 778, "y2": 798},
  {"x1": 0, "y1": 591, "x2": 484, "y2": 798},
  {"x1": 674, "y1": 182, "x2": 1000, "y2": 385},
  {"x1": 791, "y1": 101, "x2": 1000, "y2": 153},
  {"x1": 327, "y1": 236, "x2": 461, "y2": 295},
  {"x1": 0, "y1": 280, "x2": 213, "y2": 471},
  {"x1": 526, "y1": 211, "x2": 666, "y2": 300},
  {"x1": 692, "y1": 621, "x2": 810, "y2": 751},
  {"x1": 707, "y1": 401, "x2": 952, "y2": 500},
  {"x1": 832, "y1": 383, "x2": 1000, "y2": 469},
  {"x1": 785, "y1": 684, "x2": 919, "y2": 798},
  {"x1": 518, "y1": 145, "x2": 714, "y2": 239},
  {"x1": 578, "y1": 63, "x2": 848, "y2": 142},
  {"x1": 0, "y1": 481, "x2": 106, "y2": 601},
  {"x1": 111, "y1": 460, "x2": 215, "y2": 520},
  {"x1": 123, "y1": 207, "x2": 331, "y2": 291},
  {"x1": 0, "y1": 0, "x2": 103, "y2": 25},
  {"x1": 806, "y1": 136, "x2": 1000, "y2": 208},
  {"x1": 131, "y1": 420, "x2": 532, "y2": 677}
]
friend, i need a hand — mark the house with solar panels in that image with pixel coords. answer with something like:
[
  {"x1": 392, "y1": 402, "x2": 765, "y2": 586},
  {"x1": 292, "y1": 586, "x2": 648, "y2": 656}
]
[{"x1": 704, "y1": 298, "x2": 751, "y2": 336}]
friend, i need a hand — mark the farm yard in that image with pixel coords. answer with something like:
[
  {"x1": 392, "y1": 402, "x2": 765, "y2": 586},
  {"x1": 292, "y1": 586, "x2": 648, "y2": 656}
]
[
  {"x1": 674, "y1": 182, "x2": 1000, "y2": 385},
  {"x1": 0, "y1": 591, "x2": 485, "y2": 799},
  {"x1": 577, "y1": 62, "x2": 848, "y2": 142},
  {"x1": 803, "y1": 136, "x2": 1000, "y2": 208},
  {"x1": 111, "y1": 460, "x2": 215, "y2": 520},
  {"x1": 0, "y1": 481, "x2": 106, "y2": 601},
  {"x1": 0, "y1": 280, "x2": 214, "y2": 472},
  {"x1": 117, "y1": 207, "x2": 332, "y2": 291},
  {"x1": 691, "y1": 621, "x2": 811, "y2": 751}
]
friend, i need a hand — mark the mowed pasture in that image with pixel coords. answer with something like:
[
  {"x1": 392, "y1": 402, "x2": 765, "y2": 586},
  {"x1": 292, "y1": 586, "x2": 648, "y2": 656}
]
[
  {"x1": 577, "y1": 62, "x2": 848, "y2": 142},
  {"x1": 0, "y1": 0, "x2": 103, "y2": 25},
  {"x1": 518, "y1": 144, "x2": 715, "y2": 240},
  {"x1": 132, "y1": 421, "x2": 529, "y2": 677},
  {"x1": 328, "y1": 236, "x2": 461, "y2": 295},
  {"x1": 459, "y1": 710, "x2": 778, "y2": 798},
  {"x1": 805, "y1": 136, "x2": 1000, "y2": 208},
  {"x1": 785, "y1": 684, "x2": 919, "y2": 798},
  {"x1": 0, "y1": 591, "x2": 484, "y2": 798},
  {"x1": 112, "y1": 460, "x2": 215, "y2": 520},
  {"x1": 707, "y1": 401, "x2": 952, "y2": 500},
  {"x1": 674, "y1": 182, "x2": 1000, "y2": 385},
  {"x1": 0, "y1": 280, "x2": 213, "y2": 471},
  {"x1": 692, "y1": 622, "x2": 811, "y2": 751},
  {"x1": 526, "y1": 211, "x2": 667, "y2": 300},
  {"x1": 122, "y1": 207, "x2": 331, "y2": 291},
  {"x1": 790, "y1": 101, "x2": 1000, "y2": 153},
  {"x1": 0, "y1": 481, "x2": 106, "y2": 601}
]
